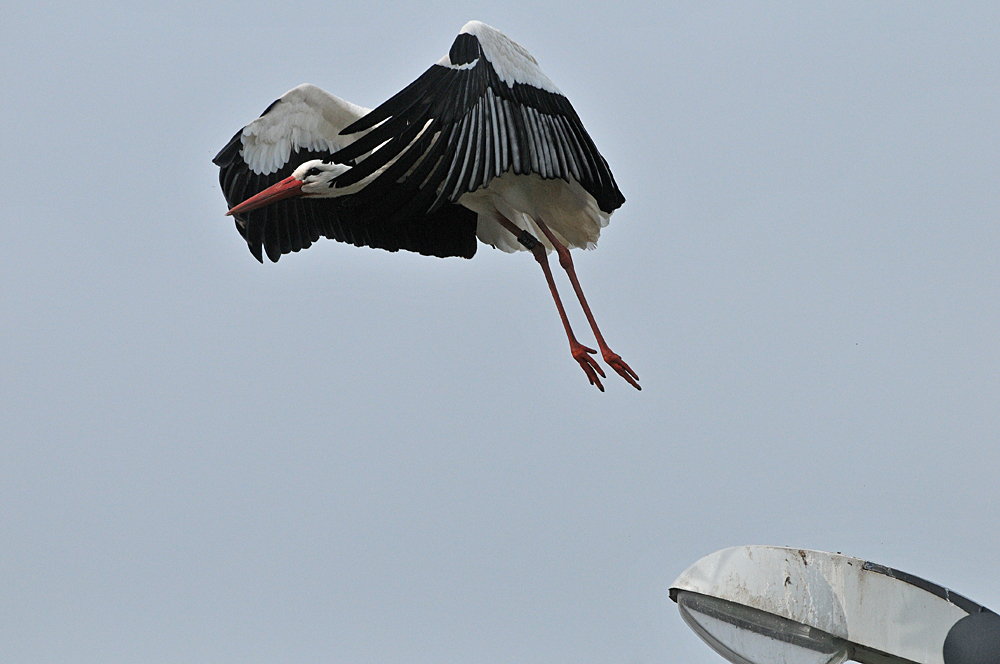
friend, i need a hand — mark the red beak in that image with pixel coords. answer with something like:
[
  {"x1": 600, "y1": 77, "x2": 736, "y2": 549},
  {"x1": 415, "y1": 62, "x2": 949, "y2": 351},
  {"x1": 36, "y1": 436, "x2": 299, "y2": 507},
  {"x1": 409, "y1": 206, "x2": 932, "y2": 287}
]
[{"x1": 226, "y1": 176, "x2": 304, "y2": 216}]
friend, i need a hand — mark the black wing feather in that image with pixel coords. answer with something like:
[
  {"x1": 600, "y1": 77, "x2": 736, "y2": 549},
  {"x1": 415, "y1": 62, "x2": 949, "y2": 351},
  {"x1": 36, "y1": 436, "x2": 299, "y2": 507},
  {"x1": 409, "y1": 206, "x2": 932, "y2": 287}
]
[
  {"x1": 213, "y1": 116, "x2": 477, "y2": 262},
  {"x1": 332, "y1": 34, "x2": 624, "y2": 218}
]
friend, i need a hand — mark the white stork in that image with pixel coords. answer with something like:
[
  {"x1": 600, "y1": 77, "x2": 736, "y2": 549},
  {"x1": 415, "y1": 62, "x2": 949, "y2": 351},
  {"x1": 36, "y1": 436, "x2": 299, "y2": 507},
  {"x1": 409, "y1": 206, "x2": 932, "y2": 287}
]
[{"x1": 214, "y1": 21, "x2": 638, "y2": 391}]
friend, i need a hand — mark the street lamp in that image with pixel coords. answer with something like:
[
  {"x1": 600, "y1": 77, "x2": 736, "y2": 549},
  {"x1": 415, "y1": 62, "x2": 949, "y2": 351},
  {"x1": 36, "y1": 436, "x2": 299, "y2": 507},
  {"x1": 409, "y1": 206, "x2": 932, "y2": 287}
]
[{"x1": 670, "y1": 546, "x2": 999, "y2": 664}]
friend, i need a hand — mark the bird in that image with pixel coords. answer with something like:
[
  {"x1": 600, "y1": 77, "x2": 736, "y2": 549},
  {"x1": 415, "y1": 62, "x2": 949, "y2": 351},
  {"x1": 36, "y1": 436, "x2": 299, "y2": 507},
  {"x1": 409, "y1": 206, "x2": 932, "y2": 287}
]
[{"x1": 214, "y1": 21, "x2": 639, "y2": 391}]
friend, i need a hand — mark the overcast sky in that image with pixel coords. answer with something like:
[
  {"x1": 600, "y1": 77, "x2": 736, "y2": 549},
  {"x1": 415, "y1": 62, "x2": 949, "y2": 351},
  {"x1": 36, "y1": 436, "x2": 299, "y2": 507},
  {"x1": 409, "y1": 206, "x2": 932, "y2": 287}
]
[{"x1": 2, "y1": 2, "x2": 998, "y2": 663}]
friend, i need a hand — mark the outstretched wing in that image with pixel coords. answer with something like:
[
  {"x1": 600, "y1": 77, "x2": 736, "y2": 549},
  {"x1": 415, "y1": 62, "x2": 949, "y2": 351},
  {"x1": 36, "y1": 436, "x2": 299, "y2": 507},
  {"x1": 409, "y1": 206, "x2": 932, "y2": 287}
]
[
  {"x1": 214, "y1": 84, "x2": 366, "y2": 262},
  {"x1": 329, "y1": 21, "x2": 625, "y2": 223},
  {"x1": 214, "y1": 84, "x2": 478, "y2": 262}
]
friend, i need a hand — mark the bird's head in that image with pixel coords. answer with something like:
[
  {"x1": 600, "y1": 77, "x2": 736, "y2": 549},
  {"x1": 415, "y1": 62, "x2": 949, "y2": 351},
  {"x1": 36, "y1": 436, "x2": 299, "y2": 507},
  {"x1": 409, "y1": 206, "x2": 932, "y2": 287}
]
[{"x1": 226, "y1": 159, "x2": 349, "y2": 216}]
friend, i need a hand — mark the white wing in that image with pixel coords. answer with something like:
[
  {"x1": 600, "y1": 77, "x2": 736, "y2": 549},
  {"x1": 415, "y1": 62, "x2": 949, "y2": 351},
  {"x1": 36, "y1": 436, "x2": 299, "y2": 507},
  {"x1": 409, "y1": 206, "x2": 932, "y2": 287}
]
[
  {"x1": 235, "y1": 84, "x2": 370, "y2": 175},
  {"x1": 330, "y1": 21, "x2": 625, "y2": 218},
  {"x1": 214, "y1": 84, "x2": 478, "y2": 262}
]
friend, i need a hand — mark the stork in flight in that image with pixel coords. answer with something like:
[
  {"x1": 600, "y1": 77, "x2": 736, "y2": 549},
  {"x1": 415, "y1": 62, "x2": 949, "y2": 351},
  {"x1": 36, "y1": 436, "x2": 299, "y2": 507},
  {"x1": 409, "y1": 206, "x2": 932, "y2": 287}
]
[{"x1": 214, "y1": 21, "x2": 639, "y2": 391}]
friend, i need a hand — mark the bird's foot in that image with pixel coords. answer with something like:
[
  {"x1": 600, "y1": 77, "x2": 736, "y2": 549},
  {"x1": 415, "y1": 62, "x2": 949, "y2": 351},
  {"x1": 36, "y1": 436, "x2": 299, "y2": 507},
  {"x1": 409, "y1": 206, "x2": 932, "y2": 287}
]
[
  {"x1": 571, "y1": 342, "x2": 606, "y2": 392},
  {"x1": 602, "y1": 350, "x2": 641, "y2": 391}
]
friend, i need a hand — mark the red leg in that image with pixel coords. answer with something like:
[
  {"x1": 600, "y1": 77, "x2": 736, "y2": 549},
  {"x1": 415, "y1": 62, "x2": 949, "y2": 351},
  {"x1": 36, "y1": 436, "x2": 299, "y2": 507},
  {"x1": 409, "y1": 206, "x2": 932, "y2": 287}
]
[
  {"x1": 494, "y1": 215, "x2": 606, "y2": 391},
  {"x1": 534, "y1": 220, "x2": 640, "y2": 390}
]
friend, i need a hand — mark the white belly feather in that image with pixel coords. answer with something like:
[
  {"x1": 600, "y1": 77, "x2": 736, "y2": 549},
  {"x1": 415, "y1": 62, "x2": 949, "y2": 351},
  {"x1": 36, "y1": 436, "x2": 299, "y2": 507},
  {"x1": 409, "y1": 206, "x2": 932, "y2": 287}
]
[{"x1": 459, "y1": 172, "x2": 611, "y2": 253}]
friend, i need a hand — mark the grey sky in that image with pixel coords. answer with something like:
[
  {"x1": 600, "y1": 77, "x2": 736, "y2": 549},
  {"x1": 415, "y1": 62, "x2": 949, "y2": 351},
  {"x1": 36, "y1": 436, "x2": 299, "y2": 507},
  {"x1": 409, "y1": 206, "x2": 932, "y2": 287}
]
[{"x1": 2, "y1": 2, "x2": 998, "y2": 662}]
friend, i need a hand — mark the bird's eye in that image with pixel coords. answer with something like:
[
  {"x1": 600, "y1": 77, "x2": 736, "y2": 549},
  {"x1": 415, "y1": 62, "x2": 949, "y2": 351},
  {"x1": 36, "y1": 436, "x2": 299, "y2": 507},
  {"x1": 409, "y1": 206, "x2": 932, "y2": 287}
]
[{"x1": 306, "y1": 167, "x2": 321, "y2": 178}]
